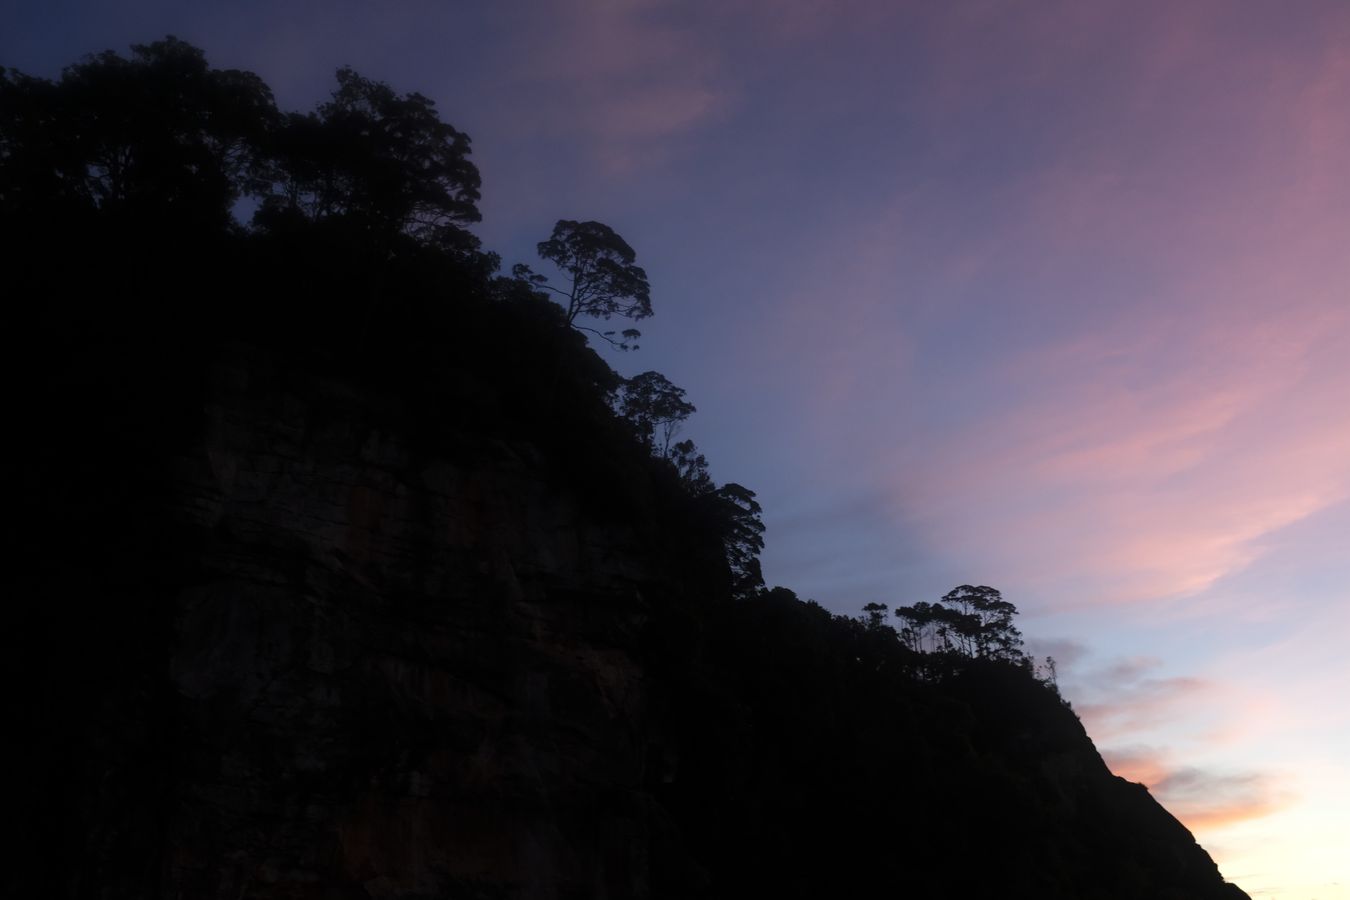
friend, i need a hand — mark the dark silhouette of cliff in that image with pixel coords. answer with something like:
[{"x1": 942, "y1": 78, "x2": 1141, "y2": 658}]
[{"x1": 3, "y1": 39, "x2": 1248, "y2": 900}]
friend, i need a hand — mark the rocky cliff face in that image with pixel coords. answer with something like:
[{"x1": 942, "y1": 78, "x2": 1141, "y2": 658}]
[
  {"x1": 8, "y1": 341, "x2": 1246, "y2": 900},
  {"x1": 166, "y1": 349, "x2": 679, "y2": 899},
  {"x1": 946, "y1": 664, "x2": 1251, "y2": 900},
  {"x1": 663, "y1": 595, "x2": 1252, "y2": 900},
  {"x1": 14, "y1": 344, "x2": 703, "y2": 899}
]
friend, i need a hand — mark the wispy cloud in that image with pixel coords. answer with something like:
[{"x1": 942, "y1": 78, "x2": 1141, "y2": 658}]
[
  {"x1": 1102, "y1": 747, "x2": 1293, "y2": 832},
  {"x1": 1153, "y1": 767, "x2": 1294, "y2": 831},
  {"x1": 1076, "y1": 668, "x2": 1213, "y2": 741},
  {"x1": 1100, "y1": 744, "x2": 1173, "y2": 788},
  {"x1": 734, "y1": 0, "x2": 1350, "y2": 613},
  {"x1": 1083, "y1": 655, "x2": 1294, "y2": 836}
]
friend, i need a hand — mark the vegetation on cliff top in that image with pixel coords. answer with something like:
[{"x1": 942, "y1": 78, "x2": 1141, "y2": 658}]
[{"x1": 3, "y1": 36, "x2": 774, "y2": 601}]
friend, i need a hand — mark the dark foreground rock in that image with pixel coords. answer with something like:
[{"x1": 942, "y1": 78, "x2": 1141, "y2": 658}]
[{"x1": 7, "y1": 340, "x2": 1247, "y2": 899}]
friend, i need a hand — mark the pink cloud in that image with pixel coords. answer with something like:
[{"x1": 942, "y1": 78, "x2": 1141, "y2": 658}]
[
  {"x1": 863, "y1": 154, "x2": 1350, "y2": 603},
  {"x1": 1084, "y1": 663, "x2": 1295, "y2": 836},
  {"x1": 737, "y1": 2, "x2": 1350, "y2": 613},
  {"x1": 1101, "y1": 744, "x2": 1173, "y2": 787},
  {"x1": 1155, "y1": 767, "x2": 1294, "y2": 832},
  {"x1": 580, "y1": 2, "x2": 1350, "y2": 625},
  {"x1": 901, "y1": 307, "x2": 1350, "y2": 605},
  {"x1": 1102, "y1": 747, "x2": 1293, "y2": 832}
]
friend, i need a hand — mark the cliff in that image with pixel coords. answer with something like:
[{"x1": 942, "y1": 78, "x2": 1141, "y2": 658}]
[
  {"x1": 2, "y1": 41, "x2": 1249, "y2": 897},
  {"x1": 11, "y1": 331, "x2": 705, "y2": 898},
  {"x1": 8, "y1": 333, "x2": 1247, "y2": 899}
]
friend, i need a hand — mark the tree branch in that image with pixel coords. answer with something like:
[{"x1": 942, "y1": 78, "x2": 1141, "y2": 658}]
[{"x1": 575, "y1": 324, "x2": 633, "y2": 349}]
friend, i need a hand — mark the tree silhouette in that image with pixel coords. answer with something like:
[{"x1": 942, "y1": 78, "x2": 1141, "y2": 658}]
[
  {"x1": 893, "y1": 586, "x2": 1027, "y2": 667},
  {"x1": 617, "y1": 370, "x2": 696, "y2": 457},
  {"x1": 668, "y1": 439, "x2": 712, "y2": 493},
  {"x1": 894, "y1": 601, "x2": 948, "y2": 654},
  {"x1": 707, "y1": 483, "x2": 766, "y2": 598},
  {"x1": 862, "y1": 602, "x2": 890, "y2": 631},
  {"x1": 941, "y1": 585, "x2": 1025, "y2": 662},
  {"x1": 0, "y1": 37, "x2": 276, "y2": 230},
  {"x1": 517, "y1": 219, "x2": 651, "y2": 348},
  {"x1": 1040, "y1": 655, "x2": 1059, "y2": 692},
  {"x1": 256, "y1": 67, "x2": 481, "y2": 253}
]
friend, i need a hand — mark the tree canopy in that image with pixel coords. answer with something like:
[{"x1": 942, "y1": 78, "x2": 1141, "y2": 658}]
[
  {"x1": 516, "y1": 219, "x2": 651, "y2": 348},
  {"x1": 616, "y1": 370, "x2": 696, "y2": 457},
  {"x1": 0, "y1": 37, "x2": 276, "y2": 231},
  {"x1": 2, "y1": 36, "x2": 770, "y2": 618},
  {"x1": 892, "y1": 585, "x2": 1027, "y2": 666},
  {"x1": 256, "y1": 67, "x2": 481, "y2": 253},
  {"x1": 0, "y1": 36, "x2": 483, "y2": 258},
  {"x1": 709, "y1": 483, "x2": 766, "y2": 598}
]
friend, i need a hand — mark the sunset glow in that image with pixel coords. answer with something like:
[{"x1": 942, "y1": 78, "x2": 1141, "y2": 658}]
[{"x1": 9, "y1": 1, "x2": 1350, "y2": 895}]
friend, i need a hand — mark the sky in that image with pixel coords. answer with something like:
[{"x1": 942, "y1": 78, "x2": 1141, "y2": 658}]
[{"x1": 6, "y1": 1, "x2": 1349, "y2": 895}]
